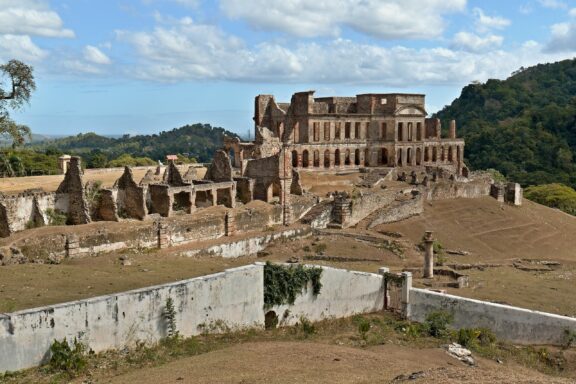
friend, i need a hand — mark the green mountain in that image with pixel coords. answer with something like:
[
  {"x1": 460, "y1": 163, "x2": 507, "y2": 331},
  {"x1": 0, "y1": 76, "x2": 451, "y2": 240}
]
[
  {"x1": 434, "y1": 58, "x2": 576, "y2": 188},
  {"x1": 30, "y1": 123, "x2": 239, "y2": 166}
]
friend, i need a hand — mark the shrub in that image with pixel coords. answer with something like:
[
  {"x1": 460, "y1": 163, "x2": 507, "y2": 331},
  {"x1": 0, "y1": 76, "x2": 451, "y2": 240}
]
[
  {"x1": 163, "y1": 297, "x2": 179, "y2": 339},
  {"x1": 299, "y1": 316, "x2": 315, "y2": 337},
  {"x1": 423, "y1": 310, "x2": 453, "y2": 338},
  {"x1": 357, "y1": 318, "x2": 371, "y2": 340},
  {"x1": 48, "y1": 338, "x2": 87, "y2": 375},
  {"x1": 525, "y1": 183, "x2": 576, "y2": 216},
  {"x1": 45, "y1": 208, "x2": 67, "y2": 226}
]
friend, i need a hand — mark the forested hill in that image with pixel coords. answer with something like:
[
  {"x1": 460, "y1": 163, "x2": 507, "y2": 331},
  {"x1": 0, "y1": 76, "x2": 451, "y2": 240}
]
[
  {"x1": 434, "y1": 58, "x2": 576, "y2": 188},
  {"x1": 31, "y1": 123, "x2": 240, "y2": 165}
]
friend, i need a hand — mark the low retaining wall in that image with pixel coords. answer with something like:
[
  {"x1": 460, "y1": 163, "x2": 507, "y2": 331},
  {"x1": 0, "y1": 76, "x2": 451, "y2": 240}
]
[
  {"x1": 0, "y1": 263, "x2": 386, "y2": 373},
  {"x1": 270, "y1": 265, "x2": 385, "y2": 326},
  {"x1": 0, "y1": 264, "x2": 265, "y2": 373},
  {"x1": 177, "y1": 227, "x2": 312, "y2": 258},
  {"x1": 409, "y1": 288, "x2": 576, "y2": 345}
]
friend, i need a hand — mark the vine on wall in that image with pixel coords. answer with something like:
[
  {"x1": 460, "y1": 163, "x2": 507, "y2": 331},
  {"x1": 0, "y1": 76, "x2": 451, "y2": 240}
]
[{"x1": 264, "y1": 262, "x2": 323, "y2": 309}]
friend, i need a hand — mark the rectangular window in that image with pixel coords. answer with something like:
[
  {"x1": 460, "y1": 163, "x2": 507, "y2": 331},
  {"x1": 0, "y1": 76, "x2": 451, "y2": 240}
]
[
  {"x1": 345, "y1": 122, "x2": 351, "y2": 139},
  {"x1": 324, "y1": 122, "x2": 330, "y2": 140},
  {"x1": 354, "y1": 122, "x2": 361, "y2": 139},
  {"x1": 398, "y1": 122, "x2": 404, "y2": 141},
  {"x1": 381, "y1": 122, "x2": 387, "y2": 139},
  {"x1": 335, "y1": 123, "x2": 341, "y2": 139},
  {"x1": 313, "y1": 122, "x2": 320, "y2": 142}
]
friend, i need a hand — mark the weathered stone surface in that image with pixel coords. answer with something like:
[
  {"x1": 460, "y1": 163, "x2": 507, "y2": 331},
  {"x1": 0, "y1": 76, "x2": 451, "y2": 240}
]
[
  {"x1": 204, "y1": 150, "x2": 233, "y2": 182},
  {"x1": 163, "y1": 161, "x2": 188, "y2": 187},
  {"x1": 55, "y1": 156, "x2": 91, "y2": 225},
  {"x1": 117, "y1": 167, "x2": 147, "y2": 220},
  {"x1": 94, "y1": 189, "x2": 119, "y2": 222}
]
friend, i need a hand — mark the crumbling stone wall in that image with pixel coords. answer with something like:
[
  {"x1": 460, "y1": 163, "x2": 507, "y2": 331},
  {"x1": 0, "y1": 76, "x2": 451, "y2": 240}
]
[
  {"x1": 204, "y1": 150, "x2": 233, "y2": 182},
  {"x1": 56, "y1": 157, "x2": 91, "y2": 225},
  {"x1": 163, "y1": 161, "x2": 189, "y2": 187},
  {"x1": 94, "y1": 189, "x2": 119, "y2": 222},
  {"x1": 234, "y1": 177, "x2": 254, "y2": 204},
  {"x1": 116, "y1": 167, "x2": 147, "y2": 220},
  {"x1": 149, "y1": 184, "x2": 172, "y2": 217}
]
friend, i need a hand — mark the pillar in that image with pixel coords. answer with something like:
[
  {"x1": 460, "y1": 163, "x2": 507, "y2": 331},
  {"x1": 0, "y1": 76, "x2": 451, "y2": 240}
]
[
  {"x1": 401, "y1": 271, "x2": 412, "y2": 319},
  {"x1": 158, "y1": 221, "x2": 170, "y2": 249},
  {"x1": 423, "y1": 231, "x2": 434, "y2": 278},
  {"x1": 449, "y1": 120, "x2": 456, "y2": 139}
]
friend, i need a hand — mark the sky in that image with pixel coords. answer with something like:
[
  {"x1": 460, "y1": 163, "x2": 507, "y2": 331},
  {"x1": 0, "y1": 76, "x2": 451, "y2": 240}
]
[{"x1": 2, "y1": 0, "x2": 576, "y2": 137}]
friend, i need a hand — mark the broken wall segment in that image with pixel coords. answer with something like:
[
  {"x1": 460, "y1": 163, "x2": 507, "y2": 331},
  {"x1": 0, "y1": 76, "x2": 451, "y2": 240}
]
[
  {"x1": 116, "y1": 166, "x2": 148, "y2": 220},
  {"x1": 204, "y1": 149, "x2": 233, "y2": 182},
  {"x1": 55, "y1": 156, "x2": 91, "y2": 225}
]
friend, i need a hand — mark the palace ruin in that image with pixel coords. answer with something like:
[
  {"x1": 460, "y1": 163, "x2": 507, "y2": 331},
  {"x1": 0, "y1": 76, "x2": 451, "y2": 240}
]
[{"x1": 0, "y1": 91, "x2": 522, "y2": 242}]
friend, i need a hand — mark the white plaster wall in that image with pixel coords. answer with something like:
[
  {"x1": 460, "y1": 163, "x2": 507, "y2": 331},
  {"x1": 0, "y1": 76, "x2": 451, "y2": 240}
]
[
  {"x1": 178, "y1": 228, "x2": 311, "y2": 258},
  {"x1": 0, "y1": 264, "x2": 264, "y2": 373},
  {"x1": 409, "y1": 288, "x2": 576, "y2": 345},
  {"x1": 270, "y1": 265, "x2": 385, "y2": 326}
]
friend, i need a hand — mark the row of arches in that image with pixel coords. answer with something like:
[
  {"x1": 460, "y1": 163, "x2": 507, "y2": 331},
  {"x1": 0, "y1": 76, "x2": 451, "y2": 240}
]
[
  {"x1": 289, "y1": 144, "x2": 463, "y2": 169},
  {"x1": 292, "y1": 148, "x2": 363, "y2": 169}
]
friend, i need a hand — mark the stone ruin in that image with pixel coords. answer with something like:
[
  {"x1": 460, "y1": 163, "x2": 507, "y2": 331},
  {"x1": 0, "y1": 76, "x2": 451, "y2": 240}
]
[{"x1": 0, "y1": 90, "x2": 524, "y2": 239}]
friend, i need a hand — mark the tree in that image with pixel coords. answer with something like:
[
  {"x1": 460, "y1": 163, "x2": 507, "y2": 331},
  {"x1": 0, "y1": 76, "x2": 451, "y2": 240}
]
[{"x1": 0, "y1": 60, "x2": 36, "y2": 146}]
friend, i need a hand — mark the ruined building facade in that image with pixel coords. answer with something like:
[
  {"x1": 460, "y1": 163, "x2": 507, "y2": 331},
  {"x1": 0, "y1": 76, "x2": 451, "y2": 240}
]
[{"x1": 229, "y1": 91, "x2": 466, "y2": 175}]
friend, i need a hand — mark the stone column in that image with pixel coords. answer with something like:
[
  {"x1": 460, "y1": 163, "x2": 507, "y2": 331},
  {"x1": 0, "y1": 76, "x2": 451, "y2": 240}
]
[
  {"x1": 423, "y1": 231, "x2": 434, "y2": 278},
  {"x1": 158, "y1": 221, "x2": 170, "y2": 249},
  {"x1": 66, "y1": 234, "x2": 80, "y2": 258},
  {"x1": 225, "y1": 211, "x2": 236, "y2": 236},
  {"x1": 378, "y1": 267, "x2": 390, "y2": 310},
  {"x1": 401, "y1": 271, "x2": 412, "y2": 319},
  {"x1": 449, "y1": 120, "x2": 456, "y2": 139}
]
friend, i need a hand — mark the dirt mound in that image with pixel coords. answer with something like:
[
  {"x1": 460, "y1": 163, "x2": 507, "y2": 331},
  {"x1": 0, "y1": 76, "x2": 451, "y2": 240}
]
[{"x1": 104, "y1": 341, "x2": 570, "y2": 384}]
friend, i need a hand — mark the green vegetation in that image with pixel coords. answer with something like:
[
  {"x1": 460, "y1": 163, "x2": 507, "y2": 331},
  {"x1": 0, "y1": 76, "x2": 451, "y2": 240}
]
[
  {"x1": 435, "y1": 59, "x2": 576, "y2": 188},
  {"x1": 48, "y1": 338, "x2": 87, "y2": 376},
  {"x1": 45, "y1": 208, "x2": 67, "y2": 226},
  {"x1": 163, "y1": 297, "x2": 179, "y2": 339},
  {"x1": 263, "y1": 262, "x2": 323, "y2": 309},
  {"x1": 1, "y1": 312, "x2": 572, "y2": 384},
  {"x1": 0, "y1": 60, "x2": 35, "y2": 147},
  {"x1": 29, "y1": 123, "x2": 238, "y2": 165},
  {"x1": 107, "y1": 154, "x2": 156, "y2": 167},
  {"x1": 0, "y1": 149, "x2": 59, "y2": 176},
  {"x1": 525, "y1": 183, "x2": 576, "y2": 216}
]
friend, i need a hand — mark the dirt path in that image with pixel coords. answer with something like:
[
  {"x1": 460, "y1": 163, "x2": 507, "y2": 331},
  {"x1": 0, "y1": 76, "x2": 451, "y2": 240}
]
[{"x1": 100, "y1": 341, "x2": 571, "y2": 384}]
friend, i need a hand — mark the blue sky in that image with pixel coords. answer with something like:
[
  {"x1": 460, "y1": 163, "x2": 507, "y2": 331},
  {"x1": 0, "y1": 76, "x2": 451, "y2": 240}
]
[{"x1": 2, "y1": 0, "x2": 576, "y2": 137}]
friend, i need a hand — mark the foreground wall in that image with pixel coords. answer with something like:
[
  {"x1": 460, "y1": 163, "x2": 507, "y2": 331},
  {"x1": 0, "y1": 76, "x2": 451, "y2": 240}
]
[
  {"x1": 409, "y1": 288, "x2": 576, "y2": 345},
  {"x1": 0, "y1": 264, "x2": 265, "y2": 373},
  {"x1": 270, "y1": 266, "x2": 385, "y2": 326}
]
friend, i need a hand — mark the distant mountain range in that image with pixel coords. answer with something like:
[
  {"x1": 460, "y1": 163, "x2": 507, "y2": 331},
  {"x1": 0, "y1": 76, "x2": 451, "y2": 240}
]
[
  {"x1": 29, "y1": 123, "x2": 240, "y2": 164},
  {"x1": 435, "y1": 58, "x2": 576, "y2": 188}
]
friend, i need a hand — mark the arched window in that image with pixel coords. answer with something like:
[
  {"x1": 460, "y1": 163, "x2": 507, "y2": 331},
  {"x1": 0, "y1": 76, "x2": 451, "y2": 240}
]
[
  {"x1": 407, "y1": 147, "x2": 412, "y2": 165},
  {"x1": 397, "y1": 148, "x2": 403, "y2": 166},
  {"x1": 324, "y1": 150, "x2": 330, "y2": 168},
  {"x1": 335, "y1": 149, "x2": 341, "y2": 166},
  {"x1": 291, "y1": 150, "x2": 298, "y2": 168},
  {"x1": 416, "y1": 122, "x2": 422, "y2": 141},
  {"x1": 344, "y1": 149, "x2": 351, "y2": 165},
  {"x1": 355, "y1": 148, "x2": 360, "y2": 166},
  {"x1": 398, "y1": 123, "x2": 404, "y2": 141},
  {"x1": 408, "y1": 123, "x2": 413, "y2": 141},
  {"x1": 416, "y1": 148, "x2": 422, "y2": 165},
  {"x1": 302, "y1": 150, "x2": 309, "y2": 167}
]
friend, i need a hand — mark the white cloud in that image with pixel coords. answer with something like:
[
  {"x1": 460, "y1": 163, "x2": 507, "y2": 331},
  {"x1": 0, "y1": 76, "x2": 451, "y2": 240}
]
[
  {"x1": 83, "y1": 45, "x2": 112, "y2": 65},
  {"x1": 569, "y1": 8, "x2": 576, "y2": 17},
  {"x1": 452, "y1": 32, "x2": 503, "y2": 52},
  {"x1": 0, "y1": 1, "x2": 74, "y2": 38},
  {"x1": 545, "y1": 21, "x2": 576, "y2": 51},
  {"x1": 538, "y1": 0, "x2": 567, "y2": 9},
  {"x1": 116, "y1": 17, "x2": 575, "y2": 86},
  {"x1": 0, "y1": 34, "x2": 47, "y2": 62},
  {"x1": 472, "y1": 8, "x2": 511, "y2": 32},
  {"x1": 219, "y1": 0, "x2": 466, "y2": 39}
]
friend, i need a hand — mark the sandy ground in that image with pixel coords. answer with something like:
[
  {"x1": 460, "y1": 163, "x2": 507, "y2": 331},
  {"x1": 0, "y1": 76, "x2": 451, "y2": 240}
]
[
  {"x1": 0, "y1": 166, "x2": 207, "y2": 193},
  {"x1": 100, "y1": 341, "x2": 572, "y2": 384},
  {"x1": 0, "y1": 168, "x2": 150, "y2": 193}
]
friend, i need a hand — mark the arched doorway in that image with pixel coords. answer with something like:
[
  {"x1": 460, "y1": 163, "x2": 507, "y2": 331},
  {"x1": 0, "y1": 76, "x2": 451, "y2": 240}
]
[
  {"x1": 354, "y1": 148, "x2": 360, "y2": 166},
  {"x1": 424, "y1": 147, "x2": 430, "y2": 162},
  {"x1": 364, "y1": 148, "x2": 370, "y2": 167},
  {"x1": 335, "y1": 149, "x2": 341, "y2": 167},
  {"x1": 291, "y1": 150, "x2": 298, "y2": 168},
  {"x1": 407, "y1": 148, "x2": 412, "y2": 165},
  {"x1": 324, "y1": 149, "x2": 330, "y2": 168},
  {"x1": 313, "y1": 150, "x2": 320, "y2": 167},
  {"x1": 432, "y1": 147, "x2": 437, "y2": 162},
  {"x1": 416, "y1": 148, "x2": 422, "y2": 165},
  {"x1": 397, "y1": 148, "x2": 403, "y2": 166},
  {"x1": 344, "y1": 149, "x2": 351, "y2": 165},
  {"x1": 302, "y1": 150, "x2": 309, "y2": 168},
  {"x1": 448, "y1": 146, "x2": 453, "y2": 162}
]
